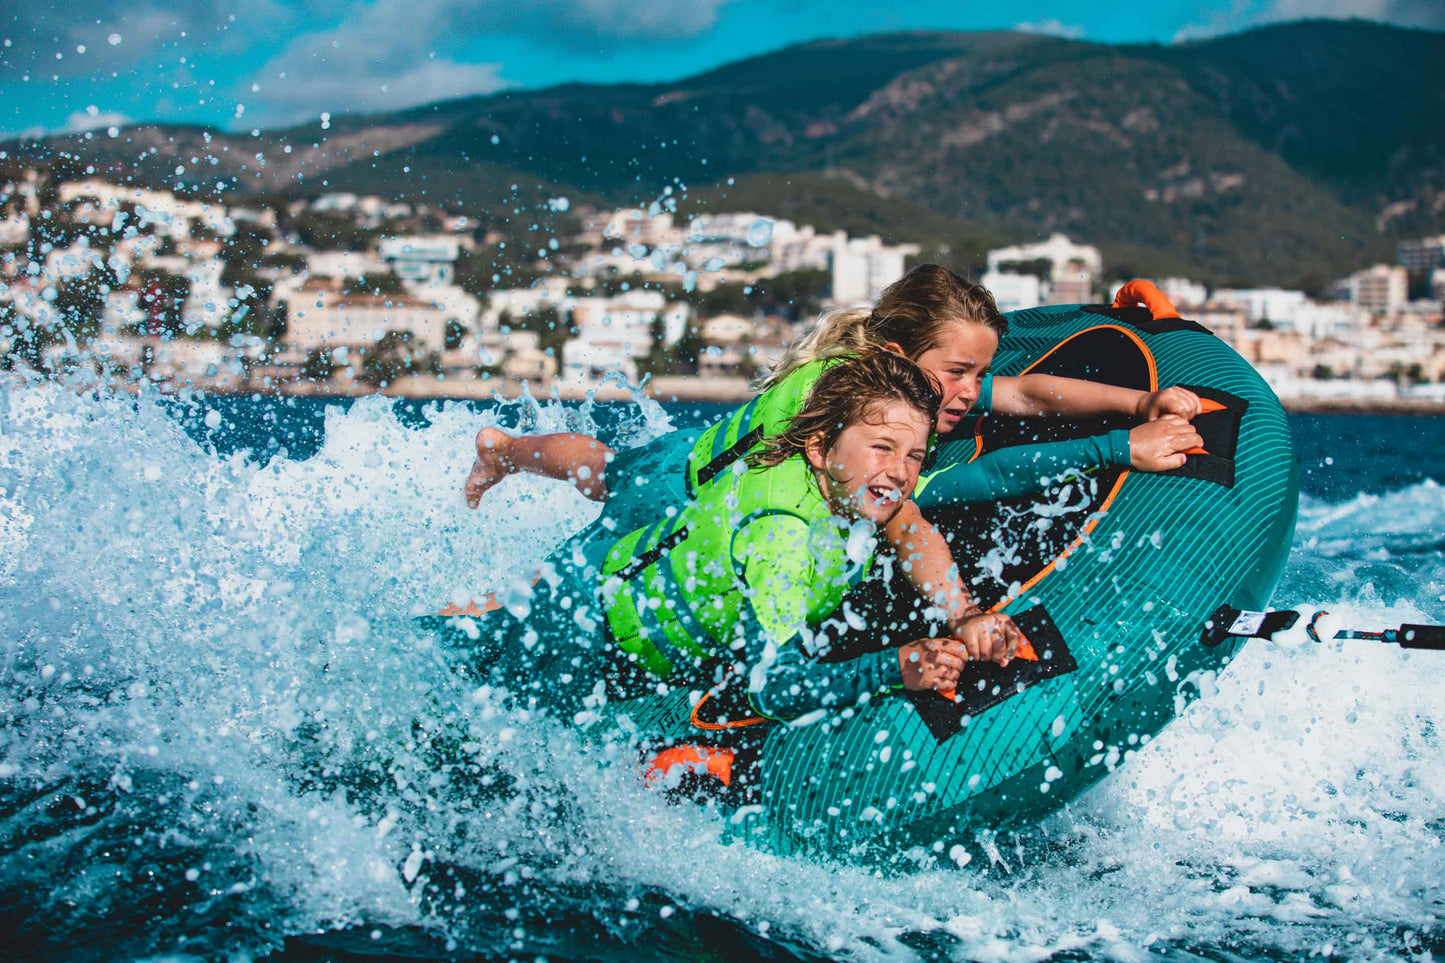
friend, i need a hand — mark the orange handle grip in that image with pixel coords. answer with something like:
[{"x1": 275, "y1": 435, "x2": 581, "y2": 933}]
[{"x1": 1112, "y1": 279, "x2": 1181, "y2": 320}]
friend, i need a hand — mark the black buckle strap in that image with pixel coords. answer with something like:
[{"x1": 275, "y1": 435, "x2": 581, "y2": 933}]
[{"x1": 693, "y1": 426, "x2": 765, "y2": 489}]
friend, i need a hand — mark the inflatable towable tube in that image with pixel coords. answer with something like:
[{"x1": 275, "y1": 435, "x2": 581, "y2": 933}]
[{"x1": 592, "y1": 300, "x2": 1300, "y2": 859}]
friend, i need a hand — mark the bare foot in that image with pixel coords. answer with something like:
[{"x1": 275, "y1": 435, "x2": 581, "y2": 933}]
[{"x1": 464, "y1": 427, "x2": 515, "y2": 508}]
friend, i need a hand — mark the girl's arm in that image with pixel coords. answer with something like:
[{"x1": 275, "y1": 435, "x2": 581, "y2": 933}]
[
  {"x1": 465, "y1": 427, "x2": 614, "y2": 507},
  {"x1": 990, "y1": 376, "x2": 1202, "y2": 422},
  {"x1": 734, "y1": 517, "x2": 1009, "y2": 723},
  {"x1": 915, "y1": 418, "x2": 1205, "y2": 509},
  {"x1": 884, "y1": 499, "x2": 980, "y2": 631}
]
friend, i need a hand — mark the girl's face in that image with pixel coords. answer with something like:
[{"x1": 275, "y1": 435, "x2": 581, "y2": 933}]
[
  {"x1": 804, "y1": 400, "x2": 931, "y2": 526},
  {"x1": 906, "y1": 322, "x2": 999, "y2": 434}
]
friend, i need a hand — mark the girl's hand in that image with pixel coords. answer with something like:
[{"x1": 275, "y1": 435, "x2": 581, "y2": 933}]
[
  {"x1": 1136, "y1": 386, "x2": 1202, "y2": 422},
  {"x1": 898, "y1": 639, "x2": 968, "y2": 691},
  {"x1": 951, "y1": 613, "x2": 1023, "y2": 666},
  {"x1": 1128, "y1": 415, "x2": 1203, "y2": 472}
]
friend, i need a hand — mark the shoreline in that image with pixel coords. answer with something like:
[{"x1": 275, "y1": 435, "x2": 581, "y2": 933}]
[{"x1": 140, "y1": 375, "x2": 1445, "y2": 415}]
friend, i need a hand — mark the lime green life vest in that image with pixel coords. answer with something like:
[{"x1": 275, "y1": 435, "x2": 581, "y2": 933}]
[
  {"x1": 683, "y1": 358, "x2": 830, "y2": 496},
  {"x1": 600, "y1": 454, "x2": 873, "y2": 678}
]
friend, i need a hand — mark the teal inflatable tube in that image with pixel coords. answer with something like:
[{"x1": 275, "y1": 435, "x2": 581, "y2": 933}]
[{"x1": 591, "y1": 302, "x2": 1300, "y2": 859}]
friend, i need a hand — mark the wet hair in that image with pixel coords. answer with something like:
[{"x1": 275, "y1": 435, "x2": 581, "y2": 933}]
[
  {"x1": 748, "y1": 350, "x2": 942, "y2": 469},
  {"x1": 758, "y1": 263, "x2": 1006, "y2": 390}
]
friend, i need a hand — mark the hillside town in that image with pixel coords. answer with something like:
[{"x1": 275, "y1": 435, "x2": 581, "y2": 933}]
[{"x1": 2, "y1": 167, "x2": 1443, "y2": 409}]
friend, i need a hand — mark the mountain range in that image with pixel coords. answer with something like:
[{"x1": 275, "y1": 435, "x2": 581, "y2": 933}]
[{"x1": 10, "y1": 19, "x2": 1444, "y2": 289}]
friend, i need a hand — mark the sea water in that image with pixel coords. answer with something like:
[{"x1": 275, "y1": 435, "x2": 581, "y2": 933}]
[{"x1": 1, "y1": 383, "x2": 1442, "y2": 962}]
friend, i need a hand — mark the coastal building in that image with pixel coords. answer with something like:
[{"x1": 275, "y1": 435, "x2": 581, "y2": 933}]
[
  {"x1": 1156, "y1": 277, "x2": 1209, "y2": 308},
  {"x1": 987, "y1": 234, "x2": 1101, "y2": 305},
  {"x1": 0, "y1": 212, "x2": 29, "y2": 246},
  {"x1": 1211, "y1": 288, "x2": 1307, "y2": 327},
  {"x1": 1398, "y1": 235, "x2": 1445, "y2": 273},
  {"x1": 982, "y1": 270, "x2": 1043, "y2": 312},
  {"x1": 305, "y1": 251, "x2": 386, "y2": 281},
  {"x1": 58, "y1": 178, "x2": 230, "y2": 239},
  {"x1": 281, "y1": 280, "x2": 451, "y2": 353},
  {"x1": 831, "y1": 235, "x2": 920, "y2": 304},
  {"x1": 380, "y1": 235, "x2": 461, "y2": 287},
  {"x1": 1348, "y1": 264, "x2": 1408, "y2": 313}
]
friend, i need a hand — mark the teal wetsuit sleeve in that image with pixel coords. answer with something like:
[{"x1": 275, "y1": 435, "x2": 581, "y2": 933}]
[
  {"x1": 975, "y1": 372, "x2": 994, "y2": 415},
  {"x1": 916, "y1": 429, "x2": 1133, "y2": 507},
  {"x1": 732, "y1": 515, "x2": 903, "y2": 722}
]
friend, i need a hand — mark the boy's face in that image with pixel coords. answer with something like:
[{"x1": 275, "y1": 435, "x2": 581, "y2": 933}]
[{"x1": 805, "y1": 400, "x2": 931, "y2": 525}]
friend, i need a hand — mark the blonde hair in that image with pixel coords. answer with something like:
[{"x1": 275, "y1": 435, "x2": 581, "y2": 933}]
[{"x1": 758, "y1": 263, "x2": 1006, "y2": 390}]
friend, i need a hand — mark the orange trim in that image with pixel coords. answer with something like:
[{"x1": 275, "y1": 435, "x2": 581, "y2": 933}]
[
  {"x1": 690, "y1": 691, "x2": 766, "y2": 731},
  {"x1": 643, "y1": 745, "x2": 735, "y2": 787},
  {"x1": 1112, "y1": 279, "x2": 1181, "y2": 320},
  {"x1": 437, "y1": 573, "x2": 543, "y2": 617},
  {"x1": 438, "y1": 595, "x2": 502, "y2": 617},
  {"x1": 976, "y1": 323, "x2": 1159, "y2": 616},
  {"x1": 1198, "y1": 397, "x2": 1227, "y2": 414}
]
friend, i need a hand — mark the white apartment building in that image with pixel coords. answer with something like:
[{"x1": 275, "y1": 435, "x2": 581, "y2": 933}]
[
  {"x1": 1212, "y1": 288, "x2": 1307, "y2": 327},
  {"x1": 380, "y1": 235, "x2": 461, "y2": 287},
  {"x1": 306, "y1": 251, "x2": 387, "y2": 281},
  {"x1": 562, "y1": 290, "x2": 688, "y2": 385},
  {"x1": 0, "y1": 213, "x2": 29, "y2": 246},
  {"x1": 59, "y1": 179, "x2": 231, "y2": 239},
  {"x1": 1156, "y1": 277, "x2": 1209, "y2": 308},
  {"x1": 1349, "y1": 264, "x2": 1408, "y2": 313},
  {"x1": 987, "y1": 234, "x2": 1102, "y2": 305},
  {"x1": 982, "y1": 270, "x2": 1043, "y2": 312},
  {"x1": 282, "y1": 283, "x2": 450, "y2": 353},
  {"x1": 1290, "y1": 301, "x2": 1370, "y2": 341},
  {"x1": 831, "y1": 235, "x2": 920, "y2": 305}
]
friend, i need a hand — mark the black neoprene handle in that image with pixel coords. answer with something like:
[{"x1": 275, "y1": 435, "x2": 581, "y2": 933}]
[{"x1": 1399, "y1": 624, "x2": 1445, "y2": 651}]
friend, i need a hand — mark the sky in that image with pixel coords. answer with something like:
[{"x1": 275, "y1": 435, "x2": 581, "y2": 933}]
[{"x1": 0, "y1": 0, "x2": 1442, "y2": 138}]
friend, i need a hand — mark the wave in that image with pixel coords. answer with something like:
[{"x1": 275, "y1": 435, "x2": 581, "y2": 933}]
[{"x1": 1, "y1": 384, "x2": 1441, "y2": 961}]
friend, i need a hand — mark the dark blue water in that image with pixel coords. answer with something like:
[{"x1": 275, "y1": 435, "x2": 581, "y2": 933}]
[{"x1": 2, "y1": 385, "x2": 1442, "y2": 962}]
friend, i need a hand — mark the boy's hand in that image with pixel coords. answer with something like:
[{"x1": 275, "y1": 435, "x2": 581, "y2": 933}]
[
  {"x1": 1129, "y1": 415, "x2": 1203, "y2": 471},
  {"x1": 1136, "y1": 386, "x2": 1202, "y2": 422},
  {"x1": 951, "y1": 612, "x2": 1024, "y2": 666},
  {"x1": 898, "y1": 639, "x2": 967, "y2": 691}
]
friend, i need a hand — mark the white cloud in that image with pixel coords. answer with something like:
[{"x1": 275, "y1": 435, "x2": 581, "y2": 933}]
[
  {"x1": 1013, "y1": 19, "x2": 1086, "y2": 39},
  {"x1": 241, "y1": 0, "x2": 731, "y2": 122},
  {"x1": 64, "y1": 108, "x2": 131, "y2": 132}
]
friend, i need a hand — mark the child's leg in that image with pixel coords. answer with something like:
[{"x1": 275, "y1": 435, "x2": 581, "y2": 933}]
[{"x1": 464, "y1": 427, "x2": 615, "y2": 507}]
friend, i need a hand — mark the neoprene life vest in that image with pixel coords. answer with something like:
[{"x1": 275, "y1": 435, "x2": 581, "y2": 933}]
[
  {"x1": 600, "y1": 454, "x2": 873, "y2": 677},
  {"x1": 683, "y1": 359, "x2": 829, "y2": 496}
]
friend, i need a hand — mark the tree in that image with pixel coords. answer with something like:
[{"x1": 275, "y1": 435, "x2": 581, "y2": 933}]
[
  {"x1": 343, "y1": 272, "x2": 404, "y2": 296},
  {"x1": 516, "y1": 304, "x2": 576, "y2": 372},
  {"x1": 358, "y1": 330, "x2": 437, "y2": 387},
  {"x1": 135, "y1": 269, "x2": 191, "y2": 336},
  {"x1": 300, "y1": 348, "x2": 336, "y2": 382},
  {"x1": 52, "y1": 265, "x2": 113, "y2": 345},
  {"x1": 444, "y1": 318, "x2": 467, "y2": 350},
  {"x1": 636, "y1": 313, "x2": 670, "y2": 377}
]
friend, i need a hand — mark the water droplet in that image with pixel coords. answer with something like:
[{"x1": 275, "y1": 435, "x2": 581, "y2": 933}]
[
  {"x1": 746, "y1": 218, "x2": 773, "y2": 247},
  {"x1": 108, "y1": 33, "x2": 122, "y2": 46}
]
